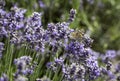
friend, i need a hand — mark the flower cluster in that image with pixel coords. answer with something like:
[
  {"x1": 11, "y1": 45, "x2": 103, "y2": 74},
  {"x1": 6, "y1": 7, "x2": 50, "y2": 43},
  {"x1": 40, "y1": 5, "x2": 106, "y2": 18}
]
[
  {"x1": 47, "y1": 57, "x2": 64, "y2": 72},
  {"x1": 0, "y1": 1, "x2": 120, "y2": 81},
  {"x1": 62, "y1": 63, "x2": 85, "y2": 81},
  {"x1": 0, "y1": 6, "x2": 26, "y2": 38},
  {"x1": 46, "y1": 29, "x2": 101, "y2": 81},
  {"x1": 13, "y1": 56, "x2": 36, "y2": 80}
]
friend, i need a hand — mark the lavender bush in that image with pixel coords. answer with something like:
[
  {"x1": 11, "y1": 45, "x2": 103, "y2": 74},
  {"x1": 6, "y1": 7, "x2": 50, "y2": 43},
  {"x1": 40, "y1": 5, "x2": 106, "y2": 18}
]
[{"x1": 0, "y1": 1, "x2": 120, "y2": 81}]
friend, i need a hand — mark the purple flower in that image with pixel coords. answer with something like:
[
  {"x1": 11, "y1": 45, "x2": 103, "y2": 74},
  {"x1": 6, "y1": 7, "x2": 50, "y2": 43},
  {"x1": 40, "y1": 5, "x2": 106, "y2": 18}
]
[
  {"x1": 0, "y1": 74, "x2": 8, "y2": 81},
  {"x1": 46, "y1": 57, "x2": 64, "y2": 72},
  {"x1": 107, "y1": 70, "x2": 115, "y2": 80},
  {"x1": 54, "y1": 57, "x2": 64, "y2": 66},
  {"x1": 0, "y1": 27, "x2": 8, "y2": 37},
  {"x1": 13, "y1": 56, "x2": 36, "y2": 77},
  {"x1": 62, "y1": 63, "x2": 85, "y2": 81},
  {"x1": 0, "y1": 9, "x2": 6, "y2": 16},
  {"x1": 22, "y1": 68, "x2": 34, "y2": 75},
  {"x1": 115, "y1": 63, "x2": 120, "y2": 73},
  {"x1": 46, "y1": 22, "x2": 72, "y2": 41},
  {"x1": 65, "y1": 41, "x2": 88, "y2": 61},
  {"x1": 105, "y1": 50, "x2": 116, "y2": 59},
  {"x1": 11, "y1": 6, "x2": 26, "y2": 21},
  {"x1": 83, "y1": 36, "x2": 93, "y2": 47},
  {"x1": 68, "y1": 9, "x2": 77, "y2": 23},
  {"x1": 13, "y1": 56, "x2": 37, "y2": 80},
  {"x1": 38, "y1": 0, "x2": 46, "y2": 8},
  {"x1": 85, "y1": 56, "x2": 101, "y2": 80},
  {"x1": 101, "y1": 67, "x2": 116, "y2": 81},
  {"x1": 27, "y1": 12, "x2": 42, "y2": 27}
]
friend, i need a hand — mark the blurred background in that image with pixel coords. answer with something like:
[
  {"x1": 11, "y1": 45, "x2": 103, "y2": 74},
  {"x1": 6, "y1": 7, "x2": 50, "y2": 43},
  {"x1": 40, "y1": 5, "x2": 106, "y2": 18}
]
[{"x1": 4, "y1": 0, "x2": 120, "y2": 52}]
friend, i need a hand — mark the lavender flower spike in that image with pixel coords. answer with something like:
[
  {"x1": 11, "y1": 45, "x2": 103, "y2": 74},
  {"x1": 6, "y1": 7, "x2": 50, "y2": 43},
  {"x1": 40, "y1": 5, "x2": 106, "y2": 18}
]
[
  {"x1": 0, "y1": 73, "x2": 9, "y2": 81},
  {"x1": 68, "y1": 9, "x2": 77, "y2": 23}
]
